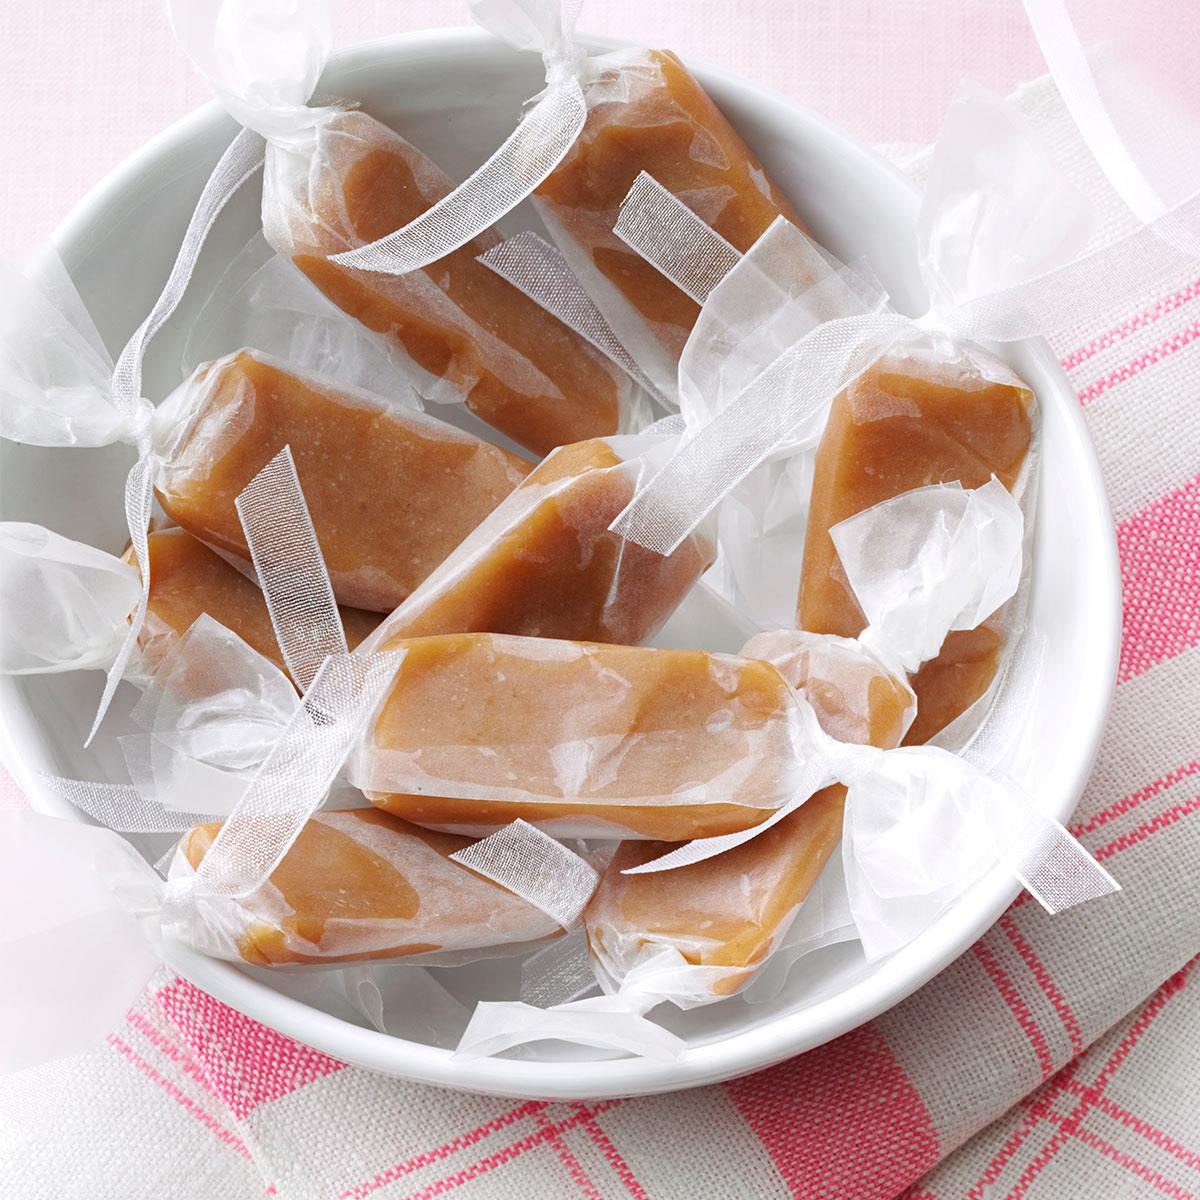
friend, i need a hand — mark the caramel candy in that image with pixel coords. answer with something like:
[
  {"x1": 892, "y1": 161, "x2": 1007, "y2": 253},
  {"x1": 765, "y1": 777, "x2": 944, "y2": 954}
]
[
  {"x1": 363, "y1": 632, "x2": 799, "y2": 840},
  {"x1": 797, "y1": 344, "x2": 1034, "y2": 742},
  {"x1": 536, "y1": 50, "x2": 805, "y2": 358},
  {"x1": 584, "y1": 632, "x2": 914, "y2": 995},
  {"x1": 179, "y1": 809, "x2": 560, "y2": 966},
  {"x1": 133, "y1": 526, "x2": 380, "y2": 681},
  {"x1": 282, "y1": 109, "x2": 623, "y2": 456},
  {"x1": 368, "y1": 438, "x2": 713, "y2": 647},
  {"x1": 154, "y1": 350, "x2": 530, "y2": 613},
  {"x1": 589, "y1": 789, "x2": 847, "y2": 996},
  {"x1": 743, "y1": 629, "x2": 916, "y2": 751}
]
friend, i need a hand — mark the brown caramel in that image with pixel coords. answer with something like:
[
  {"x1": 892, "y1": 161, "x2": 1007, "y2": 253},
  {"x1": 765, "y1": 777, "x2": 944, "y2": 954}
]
[
  {"x1": 536, "y1": 50, "x2": 805, "y2": 357},
  {"x1": 155, "y1": 350, "x2": 530, "y2": 613},
  {"x1": 373, "y1": 438, "x2": 713, "y2": 646},
  {"x1": 584, "y1": 634, "x2": 914, "y2": 993},
  {"x1": 180, "y1": 809, "x2": 560, "y2": 966},
  {"x1": 132, "y1": 527, "x2": 379, "y2": 681},
  {"x1": 591, "y1": 788, "x2": 847, "y2": 995},
  {"x1": 288, "y1": 110, "x2": 622, "y2": 455},
  {"x1": 365, "y1": 632, "x2": 798, "y2": 840},
  {"x1": 797, "y1": 348, "x2": 1033, "y2": 742}
]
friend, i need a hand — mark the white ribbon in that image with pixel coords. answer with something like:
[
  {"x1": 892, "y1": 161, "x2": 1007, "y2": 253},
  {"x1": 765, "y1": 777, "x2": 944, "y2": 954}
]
[
  {"x1": 0, "y1": 131, "x2": 263, "y2": 745},
  {"x1": 519, "y1": 931, "x2": 598, "y2": 1006},
  {"x1": 329, "y1": 74, "x2": 586, "y2": 274},
  {"x1": 478, "y1": 230, "x2": 667, "y2": 405},
  {"x1": 1021, "y1": 0, "x2": 1165, "y2": 224},
  {"x1": 235, "y1": 445, "x2": 347, "y2": 692},
  {"x1": 608, "y1": 77, "x2": 1200, "y2": 556},
  {"x1": 613, "y1": 172, "x2": 742, "y2": 304},
  {"x1": 610, "y1": 309, "x2": 905, "y2": 555},
  {"x1": 14, "y1": 130, "x2": 258, "y2": 743},
  {"x1": 449, "y1": 819, "x2": 599, "y2": 928},
  {"x1": 13, "y1": 609, "x2": 303, "y2": 834},
  {"x1": 317, "y1": 0, "x2": 588, "y2": 275},
  {"x1": 167, "y1": 650, "x2": 398, "y2": 905},
  {"x1": 35, "y1": 774, "x2": 210, "y2": 835}
]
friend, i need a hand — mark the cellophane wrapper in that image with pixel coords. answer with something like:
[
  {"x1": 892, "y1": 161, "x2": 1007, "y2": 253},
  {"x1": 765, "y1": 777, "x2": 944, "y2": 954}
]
[
  {"x1": 532, "y1": 46, "x2": 807, "y2": 405},
  {"x1": 258, "y1": 105, "x2": 639, "y2": 452},
  {"x1": 150, "y1": 347, "x2": 531, "y2": 613},
  {"x1": 163, "y1": 809, "x2": 564, "y2": 969}
]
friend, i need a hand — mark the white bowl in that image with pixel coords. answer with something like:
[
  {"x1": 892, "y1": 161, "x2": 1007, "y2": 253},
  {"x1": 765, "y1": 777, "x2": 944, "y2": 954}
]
[{"x1": 0, "y1": 29, "x2": 1120, "y2": 1100}]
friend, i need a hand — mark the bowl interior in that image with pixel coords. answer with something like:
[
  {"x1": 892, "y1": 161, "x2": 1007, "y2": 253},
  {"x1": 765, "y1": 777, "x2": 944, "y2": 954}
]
[{"x1": 0, "y1": 30, "x2": 1119, "y2": 1099}]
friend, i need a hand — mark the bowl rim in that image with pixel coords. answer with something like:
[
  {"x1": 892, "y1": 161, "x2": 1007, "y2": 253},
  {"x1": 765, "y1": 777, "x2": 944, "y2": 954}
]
[{"x1": 2, "y1": 25, "x2": 1122, "y2": 1100}]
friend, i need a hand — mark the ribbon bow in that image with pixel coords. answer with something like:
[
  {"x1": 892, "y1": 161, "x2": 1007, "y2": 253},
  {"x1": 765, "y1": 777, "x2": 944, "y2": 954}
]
[
  {"x1": 171, "y1": 0, "x2": 591, "y2": 276},
  {"x1": 0, "y1": 129, "x2": 265, "y2": 739},
  {"x1": 332, "y1": 0, "x2": 588, "y2": 274}
]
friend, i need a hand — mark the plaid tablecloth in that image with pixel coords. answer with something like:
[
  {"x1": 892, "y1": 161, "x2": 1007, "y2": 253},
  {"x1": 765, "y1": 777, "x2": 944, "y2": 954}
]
[{"x1": 3, "y1": 49, "x2": 1200, "y2": 1200}]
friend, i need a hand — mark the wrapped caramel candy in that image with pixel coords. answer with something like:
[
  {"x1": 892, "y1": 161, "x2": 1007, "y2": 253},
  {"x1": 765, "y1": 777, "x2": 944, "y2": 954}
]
[
  {"x1": 0, "y1": 520, "x2": 377, "y2": 686},
  {"x1": 796, "y1": 342, "x2": 1035, "y2": 743},
  {"x1": 271, "y1": 109, "x2": 627, "y2": 456},
  {"x1": 358, "y1": 631, "x2": 801, "y2": 840},
  {"x1": 362, "y1": 435, "x2": 714, "y2": 647},
  {"x1": 535, "y1": 49, "x2": 805, "y2": 362},
  {"x1": 585, "y1": 632, "x2": 915, "y2": 998},
  {"x1": 166, "y1": 0, "x2": 633, "y2": 458},
  {"x1": 589, "y1": 790, "x2": 846, "y2": 998},
  {"x1": 133, "y1": 527, "x2": 380, "y2": 681},
  {"x1": 174, "y1": 809, "x2": 561, "y2": 966},
  {"x1": 154, "y1": 349, "x2": 531, "y2": 613}
]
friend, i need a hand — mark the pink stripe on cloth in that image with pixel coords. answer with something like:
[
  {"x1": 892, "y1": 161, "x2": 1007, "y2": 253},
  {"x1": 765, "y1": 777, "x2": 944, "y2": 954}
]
[
  {"x1": 533, "y1": 1108, "x2": 604, "y2": 1200},
  {"x1": 399, "y1": 1102, "x2": 624, "y2": 1200},
  {"x1": 107, "y1": 1033, "x2": 253, "y2": 1161},
  {"x1": 338, "y1": 1101, "x2": 549, "y2": 1200},
  {"x1": 1071, "y1": 759, "x2": 1200, "y2": 837},
  {"x1": 1003, "y1": 964, "x2": 1194, "y2": 1200},
  {"x1": 997, "y1": 914, "x2": 1085, "y2": 1058},
  {"x1": 1077, "y1": 320, "x2": 1200, "y2": 406},
  {"x1": 125, "y1": 1008, "x2": 219, "y2": 1099},
  {"x1": 972, "y1": 941, "x2": 1057, "y2": 1080},
  {"x1": 1065, "y1": 1126, "x2": 1198, "y2": 1200},
  {"x1": 572, "y1": 1103, "x2": 651, "y2": 1200},
  {"x1": 724, "y1": 1023, "x2": 939, "y2": 1200},
  {"x1": 959, "y1": 1092, "x2": 1057, "y2": 1200},
  {"x1": 1092, "y1": 792, "x2": 1200, "y2": 862},
  {"x1": 1117, "y1": 472, "x2": 1200, "y2": 683},
  {"x1": 1060, "y1": 278, "x2": 1200, "y2": 372},
  {"x1": 156, "y1": 978, "x2": 344, "y2": 1121},
  {"x1": 1061, "y1": 1080, "x2": 1200, "y2": 1173}
]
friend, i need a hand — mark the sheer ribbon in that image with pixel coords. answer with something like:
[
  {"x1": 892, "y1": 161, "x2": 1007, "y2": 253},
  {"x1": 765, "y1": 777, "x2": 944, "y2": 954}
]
[
  {"x1": 330, "y1": 0, "x2": 588, "y2": 272},
  {"x1": 168, "y1": 650, "x2": 398, "y2": 903},
  {"x1": 478, "y1": 230, "x2": 666, "y2": 404},
  {"x1": 235, "y1": 446, "x2": 346, "y2": 691},
  {"x1": 0, "y1": 129, "x2": 264, "y2": 740},
  {"x1": 92, "y1": 128, "x2": 265, "y2": 741},
  {"x1": 329, "y1": 67, "x2": 586, "y2": 274},
  {"x1": 1021, "y1": 0, "x2": 1165, "y2": 224},
  {"x1": 449, "y1": 819, "x2": 599, "y2": 928},
  {"x1": 169, "y1": 0, "x2": 590, "y2": 275}
]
